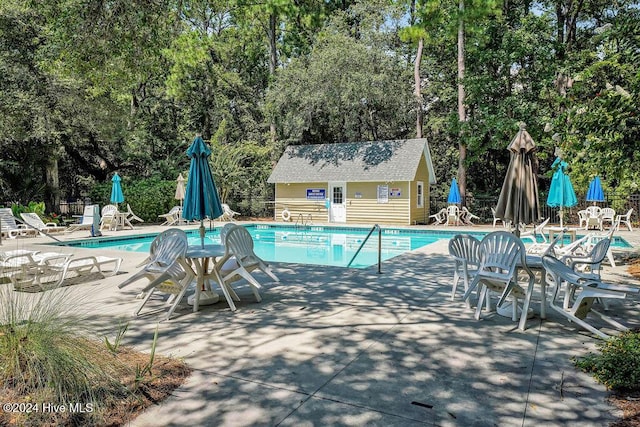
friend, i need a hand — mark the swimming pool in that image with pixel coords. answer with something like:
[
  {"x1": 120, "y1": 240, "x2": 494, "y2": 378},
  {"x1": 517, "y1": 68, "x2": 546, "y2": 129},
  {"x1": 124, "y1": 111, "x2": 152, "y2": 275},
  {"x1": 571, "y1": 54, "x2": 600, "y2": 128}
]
[{"x1": 56, "y1": 225, "x2": 631, "y2": 269}]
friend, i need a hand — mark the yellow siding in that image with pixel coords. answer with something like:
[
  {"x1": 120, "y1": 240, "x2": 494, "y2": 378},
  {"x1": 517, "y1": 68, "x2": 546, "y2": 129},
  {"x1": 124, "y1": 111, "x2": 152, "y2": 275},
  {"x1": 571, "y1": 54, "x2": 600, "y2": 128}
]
[
  {"x1": 274, "y1": 183, "x2": 329, "y2": 222},
  {"x1": 272, "y1": 153, "x2": 432, "y2": 226},
  {"x1": 346, "y1": 182, "x2": 410, "y2": 225},
  {"x1": 409, "y1": 156, "x2": 431, "y2": 224}
]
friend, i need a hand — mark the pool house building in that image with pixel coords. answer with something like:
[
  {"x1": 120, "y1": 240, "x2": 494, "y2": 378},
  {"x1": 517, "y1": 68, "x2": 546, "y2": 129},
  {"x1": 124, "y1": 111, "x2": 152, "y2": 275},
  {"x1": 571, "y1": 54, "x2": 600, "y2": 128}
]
[{"x1": 267, "y1": 139, "x2": 436, "y2": 225}]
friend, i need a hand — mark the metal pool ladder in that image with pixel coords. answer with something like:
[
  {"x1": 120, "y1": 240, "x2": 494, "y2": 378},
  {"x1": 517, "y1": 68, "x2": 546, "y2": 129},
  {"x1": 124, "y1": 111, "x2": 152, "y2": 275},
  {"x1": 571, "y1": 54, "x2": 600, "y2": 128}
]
[
  {"x1": 295, "y1": 213, "x2": 312, "y2": 228},
  {"x1": 347, "y1": 224, "x2": 382, "y2": 273}
]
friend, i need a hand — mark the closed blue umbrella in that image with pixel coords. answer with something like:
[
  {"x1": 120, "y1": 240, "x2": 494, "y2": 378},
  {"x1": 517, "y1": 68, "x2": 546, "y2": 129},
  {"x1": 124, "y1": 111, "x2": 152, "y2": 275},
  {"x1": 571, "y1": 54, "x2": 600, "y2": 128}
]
[
  {"x1": 110, "y1": 173, "x2": 124, "y2": 207},
  {"x1": 447, "y1": 178, "x2": 461, "y2": 204},
  {"x1": 586, "y1": 176, "x2": 605, "y2": 205},
  {"x1": 182, "y1": 135, "x2": 223, "y2": 247},
  {"x1": 546, "y1": 157, "x2": 577, "y2": 227}
]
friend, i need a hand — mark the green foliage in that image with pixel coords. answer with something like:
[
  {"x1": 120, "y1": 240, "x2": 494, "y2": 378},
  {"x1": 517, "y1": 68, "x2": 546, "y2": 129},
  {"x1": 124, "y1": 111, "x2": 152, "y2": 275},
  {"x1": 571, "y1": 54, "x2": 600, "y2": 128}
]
[
  {"x1": 574, "y1": 330, "x2": 640, "y2": 391},
  {"x1": 134, "y1": 323, "x2": 159, "y2": 388},
  {"x1": 104, "y1": 321, "x2": 129, "y2": 354},
  {"x1": 0, "y1": 286, "x2": 129, "y2": 425}
]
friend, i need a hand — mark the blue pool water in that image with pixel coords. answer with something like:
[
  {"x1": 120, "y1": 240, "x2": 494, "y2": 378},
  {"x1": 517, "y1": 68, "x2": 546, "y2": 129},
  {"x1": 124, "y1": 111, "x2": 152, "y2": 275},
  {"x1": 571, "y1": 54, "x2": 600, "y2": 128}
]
[{"x1": 56, "y1": 225, "x2": 631, "y2": 269}]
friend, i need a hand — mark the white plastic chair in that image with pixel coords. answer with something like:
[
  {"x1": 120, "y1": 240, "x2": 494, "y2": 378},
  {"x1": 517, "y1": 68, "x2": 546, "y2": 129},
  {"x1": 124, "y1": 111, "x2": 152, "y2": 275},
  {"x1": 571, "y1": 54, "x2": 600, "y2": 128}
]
[
  {"x1": 118, "y1": 229, "x2": 194, "y2": 320},
  {"x1": 445, "y1": 205, "x2": 460, "y2": 226},
  {"x1": 448, "y1": 235, "x2": 482, "y2": 305},
  {"x1": 219, "y1": 204, "x2": 240, "y2": 221},
  {"x1": 158, "y1": 206, "x2": 181, "y2": 226},
  {"x1": 577, "y1": 210, "x2": 588, "y2": 229},
  {"x1": 519, "y1": 218, "x2": 550, "y2": 244},
  {"x1": 615, "y1": 208, "x2": 633, "y2": 231},
  {"x1": 215, "y1": 225, "x2": 279, "y2": 304},
  {"x1": 600, "y1": 208, "x2": 616, "y2": 229},
  {"x1": 491, "y1": 207, "x2": 507, "y2": 228},
  {"x1": 462, "y1": 231, "x2": 535, "y2": 330},
  {"x1": 460, "y1": 207, "x2": 480, "y2": 225},
  {"x1": 429, "y1": 208, "x2": 447, "y2": 225},
  {"x1": 585, "y1": 206, "x2": 602, "y2": 230},
  {"x1": 123, "y1": 204, "x2": 144, "y2": 228},
  {"x1": 100, "y1": 204, "x2": 118, "y2": 230}
]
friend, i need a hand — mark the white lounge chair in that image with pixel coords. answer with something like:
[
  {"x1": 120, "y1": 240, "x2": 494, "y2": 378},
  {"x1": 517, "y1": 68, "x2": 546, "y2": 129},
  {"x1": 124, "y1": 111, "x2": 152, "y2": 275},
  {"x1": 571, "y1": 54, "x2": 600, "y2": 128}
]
[
  {"x1": 215, "y1": 224, "x2": 279, "y2": 305},
  {"x1": 520, "y1": 218, "x2": 550, "y2": 244},
  {"x1": 123, "y1": 204, "x2": 144, "y2": 228},
  {"x1": 12, "y1": 254, "x2": 123, "y2": 290},
  {"x1": 158, "y1": 206, "x2": 181, "y2": 226},
  {"x1": 219, "y1": 203, "x2": 241, "y2": 221},
  {"x1": 20, "y1": 212, "x2": 66, "y2": 235},
  {"x1": 65, "y1": 205, "x2": 100, "y2": 233},
  {"x1": 616, "y1": 208, "x2": 633, "y2": 231},
  {"x1": 0, "y1": 208, "x2": 37, "y2": 239},
  {"x1": 460, "y1": 207, "x2": 480, "y2": 225},
  {"x1": 542, "y1": 255, "x2": 638, "y2": 339},
  {"x1": 429, "y1": 208, "x2": 447, "y2": 225},
  {"x1": 118, "y1": 229, "x2": 193, "y2": 320}
]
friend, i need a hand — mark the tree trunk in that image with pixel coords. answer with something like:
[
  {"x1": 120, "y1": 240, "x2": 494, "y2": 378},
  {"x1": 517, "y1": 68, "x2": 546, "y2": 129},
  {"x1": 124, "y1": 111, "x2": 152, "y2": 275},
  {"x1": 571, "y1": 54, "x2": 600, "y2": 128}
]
[
  {"x1": 457, "y1": 0, "x2": 467, "y2": 205},
  {"x1": 268, "y1": 12, "x2": 278, "y2": 146},
  {"x1": 44, "y1": 155, "x2": 60, "y2": 214},
  {"x1": 414, "y1": 37, "x2": 424, "y2": 139}
]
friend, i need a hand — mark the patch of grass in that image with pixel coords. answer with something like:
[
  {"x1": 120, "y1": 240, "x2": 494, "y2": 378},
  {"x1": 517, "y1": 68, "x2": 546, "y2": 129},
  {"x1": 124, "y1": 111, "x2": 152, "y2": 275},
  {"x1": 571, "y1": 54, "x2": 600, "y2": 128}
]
[{"x1": 0, "y1": 285, "x2": 190, "y2": 426}]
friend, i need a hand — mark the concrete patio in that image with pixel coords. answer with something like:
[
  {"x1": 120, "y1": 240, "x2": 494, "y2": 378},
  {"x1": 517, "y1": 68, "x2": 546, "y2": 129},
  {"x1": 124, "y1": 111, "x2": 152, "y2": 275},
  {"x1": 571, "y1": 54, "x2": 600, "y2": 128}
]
[{"x1": 1, "y1": 222, "x2": 639, "y2": 426}]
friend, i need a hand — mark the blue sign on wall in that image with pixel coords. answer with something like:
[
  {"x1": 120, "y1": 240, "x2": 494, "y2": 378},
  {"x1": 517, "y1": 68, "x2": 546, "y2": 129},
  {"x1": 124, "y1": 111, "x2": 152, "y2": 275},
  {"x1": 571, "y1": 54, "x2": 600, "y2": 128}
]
[{"x1": 306, "y1": 188, "x2": 326, "y2": 200}]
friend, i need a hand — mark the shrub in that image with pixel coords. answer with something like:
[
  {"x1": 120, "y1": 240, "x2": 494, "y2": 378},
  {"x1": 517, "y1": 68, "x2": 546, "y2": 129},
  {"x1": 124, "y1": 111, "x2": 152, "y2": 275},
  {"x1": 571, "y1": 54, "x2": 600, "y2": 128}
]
[
  {"x1": 573, "y1": 330, "x2": 640, "y2": 391},
  {"x1": 0, "y1": 286, "x2": 130, "y2": 425}
]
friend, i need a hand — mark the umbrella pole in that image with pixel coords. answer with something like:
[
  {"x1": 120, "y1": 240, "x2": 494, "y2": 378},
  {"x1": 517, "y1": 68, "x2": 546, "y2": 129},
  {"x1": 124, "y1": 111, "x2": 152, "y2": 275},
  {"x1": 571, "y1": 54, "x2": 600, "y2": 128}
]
[{"x1": 199, "y1": 219, "x2": 205, "y2": 249}]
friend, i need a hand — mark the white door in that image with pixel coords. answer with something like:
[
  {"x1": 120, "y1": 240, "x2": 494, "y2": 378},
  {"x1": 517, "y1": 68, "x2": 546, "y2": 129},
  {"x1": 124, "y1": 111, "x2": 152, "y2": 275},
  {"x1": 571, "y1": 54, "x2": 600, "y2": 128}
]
[{"x1": 329, "y1": 182, "x2": 346, "y2": 223}]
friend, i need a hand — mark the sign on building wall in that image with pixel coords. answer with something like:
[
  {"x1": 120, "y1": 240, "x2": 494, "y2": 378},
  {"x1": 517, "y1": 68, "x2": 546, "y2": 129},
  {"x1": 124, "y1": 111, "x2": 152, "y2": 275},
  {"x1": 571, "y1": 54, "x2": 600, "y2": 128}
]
[
  {"x1": 306, "y1": 188, "x2": 326, "y2": 200},
  {"x1": 377, "y1": 185, "x2": 389, "y2": 203},
  {"x1": 390, "y1": 188, "x2": 401, "y2": 197}
]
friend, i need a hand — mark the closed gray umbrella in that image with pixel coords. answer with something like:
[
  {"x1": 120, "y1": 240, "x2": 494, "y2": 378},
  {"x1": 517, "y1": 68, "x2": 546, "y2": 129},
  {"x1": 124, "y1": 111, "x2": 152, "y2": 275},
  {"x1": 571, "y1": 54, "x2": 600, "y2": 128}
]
[{"x1": 495, "y1": 124, "x2": 541, "y2": 235}]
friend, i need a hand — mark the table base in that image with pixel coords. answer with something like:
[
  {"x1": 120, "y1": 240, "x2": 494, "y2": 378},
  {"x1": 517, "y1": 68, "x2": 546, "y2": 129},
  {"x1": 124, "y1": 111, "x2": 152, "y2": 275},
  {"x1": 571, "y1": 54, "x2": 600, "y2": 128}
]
[{"x1": 188, "y1": 290, "x2": 220, "y2": 306}]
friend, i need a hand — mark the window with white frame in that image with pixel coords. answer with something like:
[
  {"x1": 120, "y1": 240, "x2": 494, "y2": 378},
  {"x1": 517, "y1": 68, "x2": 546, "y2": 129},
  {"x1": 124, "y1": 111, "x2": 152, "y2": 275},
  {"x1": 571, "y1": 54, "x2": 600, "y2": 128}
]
[{"x1": 416, "y1": 181, "x2": 424, "y2": 208}]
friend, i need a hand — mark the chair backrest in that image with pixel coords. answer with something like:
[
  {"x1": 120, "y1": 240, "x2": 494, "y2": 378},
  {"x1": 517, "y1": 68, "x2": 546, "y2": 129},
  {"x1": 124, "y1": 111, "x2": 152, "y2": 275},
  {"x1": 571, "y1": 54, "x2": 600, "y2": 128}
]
[
  {"x1": 0, "y1": 208, "x2": 19, "y2": 230},
  {"x1": 478, "y1": 231, "x2": 525, "y2": 278},
  {"x1": 102, "y1": 204, "x2": 117, "y2": 216},
  {"x1": 149, "y1": 229, "x2": 187, "y2": 260},
  {"x1": 80, "y1": 205, "x2": 97, "y2": 224},
  {"x1": 448, "y1": 234, "x2": 481, "y2": 268},
  {"x1": 586, "y1": 206, "x2": 601, "y2": 217},
  {"x1": 20, "y1": 212, "x2": 46, "y2": 229},
  {"x1": 601, "y1": 208, "x2": 615, "y2": 220},
  {"x1": 219, "y1": 223, "x2": 236, "y2": 243},
  {"x1": 578, "y1": 210, "x2": 588, "y2": 219},
  {"x1": 224, "y1": 225, "x2": 256, "y2": 261},
  {"x1": 584, "y1": 238, "x2": 611, "y2": 268},
  {"x1": 153, "y1": 229, "x2": 188, "y2": 265}
]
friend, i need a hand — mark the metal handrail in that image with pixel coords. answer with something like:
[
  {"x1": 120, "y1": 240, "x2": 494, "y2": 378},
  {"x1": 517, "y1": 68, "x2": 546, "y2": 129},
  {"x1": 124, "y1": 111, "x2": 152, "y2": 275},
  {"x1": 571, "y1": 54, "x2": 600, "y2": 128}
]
[
  {"x1": 347, "y1": 224, "x2": 382, "y2": 273},
  {"x1": 295, "y1": 213, "x2": 313, "y2": 228}
]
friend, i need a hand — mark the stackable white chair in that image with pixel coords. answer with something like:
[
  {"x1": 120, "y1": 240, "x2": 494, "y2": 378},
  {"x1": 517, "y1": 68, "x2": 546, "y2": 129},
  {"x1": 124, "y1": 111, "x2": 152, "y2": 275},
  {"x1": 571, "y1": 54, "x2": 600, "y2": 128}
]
[
  {"x1": 118, "y1": 229, "x2": 193, "y2": 320},
  {"x1": 615, "y1": 208, "x2": 633, "y2": 231},
  {"x1": 215, "y1": 225, "x2": 279, "y2": 305},
  {"x1": 448, "y1": 234, "x2": 482, "y2": 305},
  {"x1": 429, "y1": 208, "x2": 447, "y2": 225}
]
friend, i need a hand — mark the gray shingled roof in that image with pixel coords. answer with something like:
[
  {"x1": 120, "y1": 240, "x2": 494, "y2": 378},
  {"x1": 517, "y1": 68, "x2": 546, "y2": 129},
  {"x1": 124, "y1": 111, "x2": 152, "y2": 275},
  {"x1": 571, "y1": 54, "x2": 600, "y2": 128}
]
[{"x1": 267, "y1": 139, "x2": 436, "y2": 184}]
